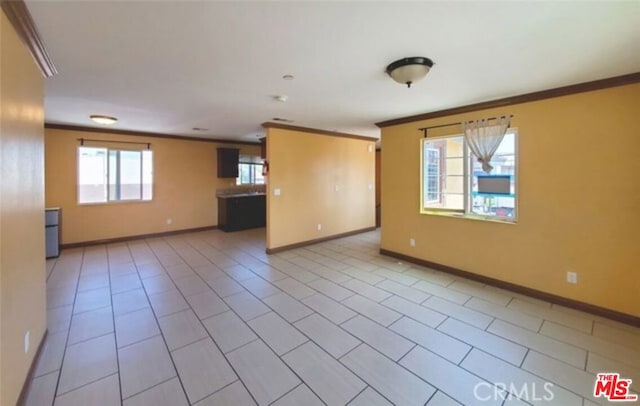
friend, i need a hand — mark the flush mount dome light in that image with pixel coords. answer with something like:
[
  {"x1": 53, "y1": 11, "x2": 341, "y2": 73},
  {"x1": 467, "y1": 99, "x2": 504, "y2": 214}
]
[
  {"x1": 90, "y1": 115, "x2": 118, "y2": 125},
  {"x1": 386, "y1": 56, "x2": 434, "y2": 88}
]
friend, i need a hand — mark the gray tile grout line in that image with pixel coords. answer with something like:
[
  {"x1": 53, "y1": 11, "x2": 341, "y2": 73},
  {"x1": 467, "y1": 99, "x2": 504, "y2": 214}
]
[
  {"x1": 146, "y1": 236, "x2": 265, "y2": 405},
  {"x1": 120, "y1": 254, "x2": 620, "y2": 384},
  {"x1": 65, "y1": 330, "x2": 114, "y2": 349},
  {"x1": 196, "y1": 378, "x2": 248, "y2": 405},
  {"x1": 178, "y1": 232, "x2": 341, "y2": 405},
  {"x1": 234, "y1": 233, "x2": 633, "y2": 395},
  {"x1": 336, "y1": 342, "x2": 429, "y2": 405},
  {"x1": 520, "y1": 348, "x2": 531, "y2": 368},
  {"x1": 395, "y1": 343, "x2": 419, "y2": 364},
  {"x1": 38, "y1": 230, "x2": 639, "y2": 406},
  {"x1": 535, "y1": 320, "x2": 639, "y2": 371},
  {"x1": 109, "y1": 248, "x2": 154, "y2": 403},
  {"x1": 120, "y1": 242, "x2": 192, "y2": 405},
  {"x1": 457, "y1": 345, "x2": 475, "y2": 367},
  {"x1": 472, "y1": 346, "x2": 596, "y2": 403},
  {"x1": 315, "y1": 279, "x2": 598, "y2": 401},
  {"x1": 266, "y1": 383, "x2": 314, "y2": 406},
  {"x1": 54, "y1": 250, "x2": 131, "y2": 395},
  {"x1": 54, "y1": 372, "x2": 120, "y2": 400},
  {"x1": 422, "y1": 389, "x2": 438, "y2": 406},
  {"x1": 49, "y1": 249, "x2": 85, "y2": 404},
  {"x1": 292, "y1": 311, "x2": 364, "y2": 354},
  {"x1": 122, "y1": 375, "x2": 181, "y2": 404},
  {"x1": 115, "y1": 332, "x2": 162, "y2": 352},
  {"x1": 584, "y1": 351, "x2": 589, "y2": 372},
  {"x1": 181, "y1": 233, "x2": 343, "y2": 404},
  {"x1": 487, "y1": 318, "x2": 597, "y2": 370}
]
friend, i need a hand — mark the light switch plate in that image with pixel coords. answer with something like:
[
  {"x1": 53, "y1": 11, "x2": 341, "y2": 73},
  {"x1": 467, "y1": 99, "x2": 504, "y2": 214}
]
[{"x1": 273, "y1": 188, "x2": 281, "y2": 196}]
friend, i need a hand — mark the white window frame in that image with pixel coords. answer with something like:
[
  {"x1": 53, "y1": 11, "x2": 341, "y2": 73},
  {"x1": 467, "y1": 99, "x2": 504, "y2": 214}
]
[
  {"x1": 236, "y1": 155, "x2": 265, "y2": 185},
  {"x1": 424, "y1": 148, "x2": 441, "y2": 204},
  {"x1": 77, "y1": 146, "x2": 153, "y2": 205},
  {"x1": 420, "y1": 129, "x2": 518, "y2": 222}
]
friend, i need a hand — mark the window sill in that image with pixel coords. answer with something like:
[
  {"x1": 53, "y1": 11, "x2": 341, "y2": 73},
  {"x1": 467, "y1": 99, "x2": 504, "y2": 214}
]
[
  {"x1": 78, "y1": 199, "x2": 153, "y2": 206},
  {"x1": 420, "y1": 210, "x2": 517, "y2": 225}
]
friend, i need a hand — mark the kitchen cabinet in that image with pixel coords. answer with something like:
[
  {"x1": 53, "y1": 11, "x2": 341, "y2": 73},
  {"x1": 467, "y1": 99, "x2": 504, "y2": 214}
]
[
  {"x1": 217, "y1": 148, "x2": 239, "y2": 178},
  {"x1": 218, "y1": 194, "x2": 266, "y2": 232},
  {"x1": 259, "y1": 137, "x2": 266, "y2": 159}
]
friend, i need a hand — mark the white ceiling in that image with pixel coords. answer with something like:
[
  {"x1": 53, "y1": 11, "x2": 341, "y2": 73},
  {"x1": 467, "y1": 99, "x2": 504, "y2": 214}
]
[{"x1": 26, "y1": 1, "x2": 640, "y2": 142}]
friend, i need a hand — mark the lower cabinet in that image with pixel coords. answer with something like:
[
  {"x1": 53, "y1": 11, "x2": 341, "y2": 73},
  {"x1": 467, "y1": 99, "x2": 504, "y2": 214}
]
[{"x1": 218, "y1": 195, "x2": 266, "y2": 232}]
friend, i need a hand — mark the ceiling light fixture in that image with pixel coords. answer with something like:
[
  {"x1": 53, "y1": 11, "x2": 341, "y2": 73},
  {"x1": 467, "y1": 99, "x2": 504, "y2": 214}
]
[
  {"x1": 385, "y1": 56, "x2": 434, "y2": 88},
  {"x1": 273, "y1": 95, "x2": 288, "y2": 102},
  {"x1": 192, "y1": 127, "x2": 209, "y2": 131},
  {"x1": 282, "y1": 74, "x2": 294, "y2": 80},
  {"x1": 90, "y1": 115, "x2": 118, "y2": 125},
  {"x1": 272, "y1": 117, "x2": 294, "y2": 123}
]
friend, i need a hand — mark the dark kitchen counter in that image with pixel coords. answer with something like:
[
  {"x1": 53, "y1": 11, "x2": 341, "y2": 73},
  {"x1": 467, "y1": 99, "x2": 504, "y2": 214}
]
[{"x1": 217, "y1": 192, "x2": 266, "y2": 199}]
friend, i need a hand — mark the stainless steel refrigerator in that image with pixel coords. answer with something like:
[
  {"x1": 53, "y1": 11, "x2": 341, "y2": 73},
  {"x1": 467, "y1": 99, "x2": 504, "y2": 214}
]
[{"x1": 45, "y1": 208, "x2": 60, "y2": 258}]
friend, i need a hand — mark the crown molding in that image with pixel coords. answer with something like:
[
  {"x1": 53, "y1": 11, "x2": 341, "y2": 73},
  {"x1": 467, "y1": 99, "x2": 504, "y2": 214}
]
[
  {"x1": 262, "y1": 122, "x2": 378, "y2": 142},
  {"x1": 45, "y1": 123, "x2": 260, "y2": 146},
  {"x1": 1, "y1": 0, "x2": 57, "y2": 77},
  {"x1": 376, "y1": 72, "x2": 640, "y2": 128}
]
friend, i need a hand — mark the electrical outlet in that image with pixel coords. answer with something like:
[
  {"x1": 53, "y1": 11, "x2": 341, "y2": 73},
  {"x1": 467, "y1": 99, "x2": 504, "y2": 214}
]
[
  {"x1": 317, "y1": 224, "x2": 322, "y2": 231},
  {"x1": 368, "y1": 144, "x2": 374, "y2": 153},
  {"x1": 409, "y1": 238, "x2": 416, "y2": 247},
  {"x1": 166, "y1": 218, "x2": 172, "y2": 225},
  {"x1": 566, "y1": 271, "x2": 578, "y2": 284},
  {"x1": 24, "y1": 331, "x2": 30, "y2": 353},
  {"x1": 368, "y1": 183, "x2": 373, "y2": 190}
]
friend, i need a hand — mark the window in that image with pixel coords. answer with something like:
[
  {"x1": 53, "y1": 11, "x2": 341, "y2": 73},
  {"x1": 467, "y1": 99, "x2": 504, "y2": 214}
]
[
  {"x1": 78, "y1": 147, "x2": 153, "y2": 204},
  {"x1": 421, "y1": 130, "x2": 517, "y2": 220},
  {"x1": 424, "y1": 148, "x2": 440, "y2": 203},
  {"x1": 236, "y1": 155, "x2": 265, "y2": 185}
]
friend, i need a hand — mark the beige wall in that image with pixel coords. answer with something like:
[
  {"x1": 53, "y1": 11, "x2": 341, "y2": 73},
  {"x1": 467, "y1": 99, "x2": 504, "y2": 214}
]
[
  {"x1": 381, "y1": 83, "x2": 640, "y2": 317},
  {"x1": 266, "y1": 127, "x2": 376, "y2": 250},
  {"x1": 0, "y1": 11, "x2": 47, "y2": 406},
  {"x1": 375, "y1": 149, "x2": 381, "y2": 227},
  {"x1": 45, "y1": 128, "x2": 260, "y2": 244}
]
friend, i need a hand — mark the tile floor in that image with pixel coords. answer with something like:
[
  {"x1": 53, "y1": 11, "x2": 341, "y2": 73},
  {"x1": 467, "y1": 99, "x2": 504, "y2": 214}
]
[{"x1": 26, "y1": 228, "x2": 639, "y2": 405}]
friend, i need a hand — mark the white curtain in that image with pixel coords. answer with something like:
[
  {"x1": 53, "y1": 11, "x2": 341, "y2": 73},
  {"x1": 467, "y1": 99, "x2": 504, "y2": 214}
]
[{"x1": 461, "y1": 116, "x2": 510, "y2": 173}]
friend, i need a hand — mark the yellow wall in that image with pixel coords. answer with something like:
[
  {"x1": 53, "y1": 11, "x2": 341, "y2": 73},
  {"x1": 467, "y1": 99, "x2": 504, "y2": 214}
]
[
  {"x1": 375, "y1": 149, "x2": 381, "y2": 227},
  {"x1": 45, "y1": 128, "x2": 260, "y2": 244},
  {"x1": 266, "y1": 128, "x2": 376, "y2": 250},
  {"x1": 0, "y1": 11, "x2": 47, "y2": 405},
  {"x1": 381, "y1": 83, "x2": 640, "y2": 317}
]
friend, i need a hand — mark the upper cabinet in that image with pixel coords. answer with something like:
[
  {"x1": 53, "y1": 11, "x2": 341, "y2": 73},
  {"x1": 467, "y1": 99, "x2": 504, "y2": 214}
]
[
  {"x1": 217, "y1": 148, "x2": 239, "y2": 178},
  {"x1": 259, "y1": 137, "x2": 266, "y2": 159}
]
